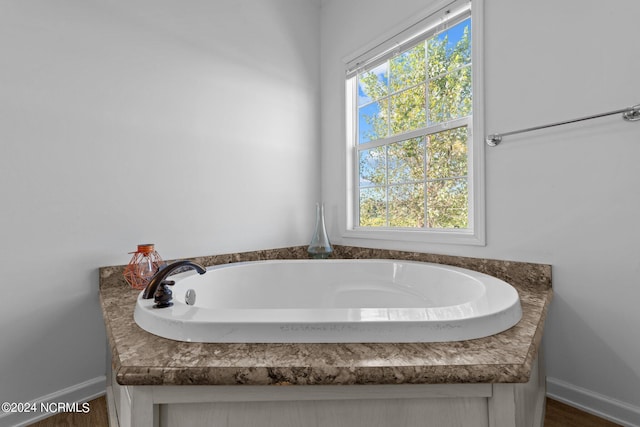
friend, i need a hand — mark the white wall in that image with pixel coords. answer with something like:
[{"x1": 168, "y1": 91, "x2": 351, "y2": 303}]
[
  {"x1": 0, "y1": 0, "x2": 320, "y2": 412},
  {"x1": 321, "y1": 0, "x2": 640, "y2": 424}
]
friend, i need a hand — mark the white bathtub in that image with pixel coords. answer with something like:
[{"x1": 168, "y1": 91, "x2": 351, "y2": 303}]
[{"x1": 134, "y1": 259, "x2": 522, "y2": 343}]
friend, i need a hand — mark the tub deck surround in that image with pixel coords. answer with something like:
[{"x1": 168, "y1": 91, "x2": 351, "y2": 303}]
[{"x1": 99, "y1": 245, "x2": 552, "y2": 387}]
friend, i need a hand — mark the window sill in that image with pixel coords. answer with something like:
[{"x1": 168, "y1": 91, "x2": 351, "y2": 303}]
[{"x1": 343, "y1": 227, "x2": 486, "y2": 246}]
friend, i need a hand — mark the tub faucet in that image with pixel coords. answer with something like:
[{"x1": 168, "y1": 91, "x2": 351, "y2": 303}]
[{"x1": 142, "y1": 260, "x2": 207, "y2": 307}]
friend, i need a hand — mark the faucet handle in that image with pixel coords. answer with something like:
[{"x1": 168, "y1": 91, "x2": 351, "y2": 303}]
[{"x1": 154, "y1": 280, "x2": 175, "y2": 308}]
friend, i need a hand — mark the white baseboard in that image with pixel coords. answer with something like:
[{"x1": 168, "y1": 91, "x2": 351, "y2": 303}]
[
  {"x1": 547, "y1": 376, "x2": 640, "y2": 427},
  {"x1": 0, "y1": 376, "x2": 106, "y2": 427}
]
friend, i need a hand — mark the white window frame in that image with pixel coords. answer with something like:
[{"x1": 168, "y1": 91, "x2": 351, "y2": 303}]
[{"x1": 343, "y1": 0, "x2": 485, "y2": 246}]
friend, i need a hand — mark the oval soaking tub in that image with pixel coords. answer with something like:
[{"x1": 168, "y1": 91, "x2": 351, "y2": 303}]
[{"x1": 134, "y1": 259, "x2": 522, "y2": 343}]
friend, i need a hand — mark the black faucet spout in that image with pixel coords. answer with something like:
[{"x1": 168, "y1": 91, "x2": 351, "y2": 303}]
[{"x1": 141, "y1": 260, "x2": 206, "y2": 300}]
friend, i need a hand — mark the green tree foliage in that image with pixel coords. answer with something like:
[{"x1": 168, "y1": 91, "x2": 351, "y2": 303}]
[{"x1": 357, "y1": 20, "x2": 471, "y2": 229}]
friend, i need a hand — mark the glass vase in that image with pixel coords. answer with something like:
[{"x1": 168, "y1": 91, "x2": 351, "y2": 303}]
[
  {"x1": 123, "y1": 244, "x2": 165, "y2": 290},
  {"x1": 308, "y1": 203, "x2": 333, "y2": 259}
]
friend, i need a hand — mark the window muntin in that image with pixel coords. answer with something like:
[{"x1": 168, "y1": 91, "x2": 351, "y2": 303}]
[{"x1": 350, "y1": 12, "x2": 473, "y2": 231}]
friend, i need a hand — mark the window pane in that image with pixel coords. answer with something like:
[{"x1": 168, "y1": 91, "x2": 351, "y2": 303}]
[
  {"x1": 427, "y1": 127, "x2": 468, "y2": 179},
  {"x1": 359, "y1": 146, "x2": 386, "y2": 187},
  {"x1": 358, "y1": 101, "x2": 388, "y2": 143},
  {"x1": 388, "y1": 137, "x2": 425, "y2": 184},
  {"x1": 359, "y1": 187, "x2": 386, "y2": 226},
  {"x1": 357, "y1": 63, "x2": 388, "y2": 105},
  {"x1": 350, "y1": 5, "x2": 475, "y2": 233},
  {"x1": 428, "y1": 65, "x2": 471, "y2": 124},
  {"x1": 389, "y1": 183, "x2": 425, "y2": 227},
  {"x1": 390, "y1": 43, "x2": 426, "y2": 93},
  {"x1": 390, "y1": 84, "x2": 426, "y2": 135},
  {"x1": 427, "y1": 18, "x2": 471, "y2": 79},
  {"x1": 427, "y1": 178, "x2": 468, "y2": 228}
]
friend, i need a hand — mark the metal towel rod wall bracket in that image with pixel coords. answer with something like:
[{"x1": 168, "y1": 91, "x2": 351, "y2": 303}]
[{"x1": 486, "y1": 103, "x2": 640, "y2": 147}]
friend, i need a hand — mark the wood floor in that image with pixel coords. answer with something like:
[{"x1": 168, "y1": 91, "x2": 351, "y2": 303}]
[
  {"x1": 544, "y1": 399, "x2": 621, "y2": 427},
  {"x1": 28, "y1": 396, "x2": 621, "y2": 427},
  {"x1": 28, "y1": 396, "x2": 108, "y2": 427}
]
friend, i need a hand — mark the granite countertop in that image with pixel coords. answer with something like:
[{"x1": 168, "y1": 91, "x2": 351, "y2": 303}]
[{"x1": 100, "y1": 246, "x2": 552, "y2": 386}]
